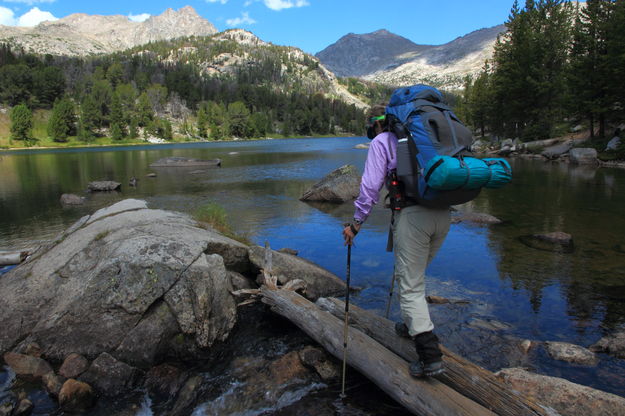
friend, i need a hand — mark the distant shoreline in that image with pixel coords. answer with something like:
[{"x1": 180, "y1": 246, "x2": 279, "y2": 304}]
[{"x1": 0, "y1": 134, "x2": 360, "y2": 154}]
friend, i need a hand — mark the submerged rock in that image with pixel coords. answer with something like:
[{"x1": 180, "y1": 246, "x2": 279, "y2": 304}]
[
  {"x1": 519, "y1": 231, "x2": 574, "y2": 253},
  {"x1": 60, "y1": 194, "x2": 85, "y2": 205},
  {"x1": 496, "y1": 367, "x2": 625, "y2": 416},
  {"x1": 544, "y1": 341, "x2": 598, "y2": 366},
  {"x1": 452, "y1": 212, "x2": 503, "y2": 225},
  {"x1": 300, "y1": 164, "x2": 361, "y2": 203},
  {"x1": 87, "y1": 181, "x2": 121, "y2": 192},
  {"x1": 590, "y1": 329, "x2": 625, "y2": 359},
  {"x1": 149, "y1": 157, "x2": 221, "y2": 168}
]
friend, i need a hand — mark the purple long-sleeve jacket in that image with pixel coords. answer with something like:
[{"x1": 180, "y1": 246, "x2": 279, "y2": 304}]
[{"x1": 354, "y1": 132, "x2": 398, "y2": 223}]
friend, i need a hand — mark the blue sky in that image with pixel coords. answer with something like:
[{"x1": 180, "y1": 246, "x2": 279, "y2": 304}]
[{"x1": 0, "y1": 0, "x2": 516, "y2": 54}]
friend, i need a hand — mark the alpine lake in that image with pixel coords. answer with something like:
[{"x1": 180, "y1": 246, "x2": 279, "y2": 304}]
[{"x1": 1, "y1": 137, "x2": 625, "y2": 415}]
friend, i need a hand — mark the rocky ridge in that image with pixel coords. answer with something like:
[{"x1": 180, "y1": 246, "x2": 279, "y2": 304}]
[
  {"x1": 317, "y1": 25, "x2": 506, "y2": 89},
  {"x1": 0, "y1": 6, "x2": 217, "y2": 56}
]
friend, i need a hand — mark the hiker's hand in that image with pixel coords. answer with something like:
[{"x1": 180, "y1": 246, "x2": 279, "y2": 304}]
[{"x1": 342, "y1": 223, "x2": 360, "y2": 246}]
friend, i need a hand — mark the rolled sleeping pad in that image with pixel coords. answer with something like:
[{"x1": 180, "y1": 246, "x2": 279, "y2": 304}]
[
  {"x1": 424, "y1": 156, "x2": 512, "y2": 190},
  {"x1": 483, "y1": 158, "x2": 512, "y2": 188}
]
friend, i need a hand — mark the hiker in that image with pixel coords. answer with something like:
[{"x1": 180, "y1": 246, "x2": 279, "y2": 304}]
[{"x1": 342, "y1": 104, "x2": 450, "y2": 377}]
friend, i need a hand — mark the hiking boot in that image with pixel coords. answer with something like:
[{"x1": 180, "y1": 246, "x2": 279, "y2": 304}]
[
  {"x1": 411, "y1": 331, "x2": 444, "y2": 377},
  {"x1": 409, "y1": 360, "x2": 445, "y2": 377},
  {"x1": 394, "y1": 322, "x2": 411, "y2": 338}
]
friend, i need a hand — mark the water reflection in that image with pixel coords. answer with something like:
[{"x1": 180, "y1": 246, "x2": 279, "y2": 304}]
[{"x1": 2, "y1": 139, "x2": 625, "y2": 396}]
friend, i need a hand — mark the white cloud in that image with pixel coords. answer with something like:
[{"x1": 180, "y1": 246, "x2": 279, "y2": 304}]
[
  {"x1": 17, "y1": 7, "x2": 57, "y2": 26},
  {"x1": 128, "y1": 13, "x2": 150, "y2": 23},
  {"x1": 226, "y1": 11, "x2": 256, "y2": 26},
  {"x1": 3, "y1": 0, "x2": 56, "y2": 5},
  {"x1": 263, "y1": 0, "x2": 309, "y2": 11},
  {"x1": 206, "y1": 0, "x2": 228, "y2": 4},
  {"x1": 0, "y1": 6, "x2": 17, "y2": 26}
]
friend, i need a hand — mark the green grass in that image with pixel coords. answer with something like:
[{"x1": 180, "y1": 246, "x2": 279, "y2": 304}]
[{"x1": 193, "y1": 202, "x2": 251, "y2": 245}]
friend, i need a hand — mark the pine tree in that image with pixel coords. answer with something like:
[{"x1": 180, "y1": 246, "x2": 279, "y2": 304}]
[
  {"x1": 136, "y1": 92, "x2": 153, "y2": 127},
  {"x1": 197, "y1": 106, "x2": 208, "y2": 138},
  {"x1": 109, "y1": 93, "x2": 125, "y2": 138},
  {"x1": 47, "y1": 98, "x2": 76, "y2": 142},
  {"x1": 79, "y1": 95, "x2": 99, "y2": 141},
  {"x1": 10, "y1": 103, "x2": 33, "y2": 142}
]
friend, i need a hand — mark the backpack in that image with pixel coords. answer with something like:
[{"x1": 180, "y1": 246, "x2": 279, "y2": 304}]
[{"x1": 385, "y1": 84, "x2": 511, "y2": 209}]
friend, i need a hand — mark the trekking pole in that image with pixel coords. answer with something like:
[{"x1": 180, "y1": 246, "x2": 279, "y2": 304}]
[
  {"x1": 340, "y1": 242, "x2": 352, "y2": 399},
  {"x1": 384, "y1": 267, "x2": 396, "y2": 319}
]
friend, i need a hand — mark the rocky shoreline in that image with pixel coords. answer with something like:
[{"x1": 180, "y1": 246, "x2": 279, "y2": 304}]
[{"x1": 1, "y1": 200, "x2": 625, "y2": 415}]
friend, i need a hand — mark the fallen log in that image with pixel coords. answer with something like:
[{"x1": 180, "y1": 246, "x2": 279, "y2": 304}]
[
  {"x1": 316, "y1": 297, "x2": 555, "y2": 416},
  {"x1": 260, "y1": 286, "x2": 495, "y2": 416}
]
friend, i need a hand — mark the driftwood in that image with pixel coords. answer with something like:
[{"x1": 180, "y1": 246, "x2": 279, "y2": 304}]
[
  {"x1": 316, "y1": 297, "x2": 555, "y2": 416},
  {"x1": 260, "y1": 286, "x2": 495, "y2": 416}
]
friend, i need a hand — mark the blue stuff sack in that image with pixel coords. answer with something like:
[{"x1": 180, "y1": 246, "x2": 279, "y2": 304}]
[
  {"x1": 483, "y1": 158, "x2": 512, "y2": 189},
  {"x1": 424, "y1": 156, "x2": 512, "y2": 190}
]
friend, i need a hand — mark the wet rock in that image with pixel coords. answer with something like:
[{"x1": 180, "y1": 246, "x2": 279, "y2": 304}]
[
  {"x1": 145, "y1": 363, "x2": 187, "y2": 398},
  {"x1": 0, "y1": 401, "x2": 15, "y2": 416},
  {"x1": 146, "y1": 173, "x2": 157, "y2": 178},
  {"x1": 569, "y1": 148, "x2": 598, "y2": 165},
  {"x1": 80, "y1": 352, "x2": 139, "y2": 396},
  {"x1": 496, "y1": 367, "x2": 625, "y2": 416},
  {"x1": 42, "y1": 372, "x2": 66, "y2": 397},
  {"x1": 13, "y1": 399, "x2": 33, "y2": 416},
  {"x1": 300, "y1": 164, "x2": 361, "y2": 203},
  {"x1": 149, "y1": 157, "x2": 221, "y2": 168},
  {"x1": 519, "y1": 231, "x2": 574, "y2": 253},
  {"x1": 129, "y1": 177, "x2": 138, "y2": 187},
  {"x1": 0, "y1": 200, "x2": 237, "y2": 366},
  {"x1": 60, "y1": 193, "x2": 85, "y2": 205},
  {"x1": 612, "y1": 244, "x2": 625, "y2": 254},
  {"x1": 467, "y1": 318, "x2": 512, "y2": 331},
  {"x1": 59, "y1": 379, "x2": 96, "y2": 413},
  {"x1": 59, "y1": 353, "x2": 89, "y2": 379},
  {"x1": 354, "y1": 143, "x2": 370, "y2": 149},
  {"x1": 426, "y1": 295, "x2": 450, "y2": 304},
  {"x1": 268, "y1": 351, "x2": 310, "y2": 385},
  {"x1": 278, "y1": 247, "x2": 298, "y2": 256},
  {"x1": 170, "y1": 375, "x2": 203, "y2": 416},
  {"x1": 519, "y1": 339, "x2": 534, "y2": 354},
  {"x1": 545, "y1": 341, "x2": 598, "y2": 366},
  {"x1": 248, "y1": 245, "x2": 346, "y2": 300},
  {"x1": 189, "y1": 170, "x2": 206, "y2": 175},
  {"x1": 541, "y1": 141, "x2": 572, "y2": 160},
  {"x1": 452, "y1": 212, "x2": 503, "y2": 225},
  {"x1": 298, "y1": 346, "x2": 339, "y2": 381},
  {"x1": 498, "y1": 145, "x2": 513, "y2": 156},
  {"x1": 2, "y1": 352, "x2": 52, "y2": 380},
  {"x1": 590, "y1": 329, "x2": 625, "y2": 359},
  {"x1": 87, "y1": 181, "x2": 121, "y2": 192}
]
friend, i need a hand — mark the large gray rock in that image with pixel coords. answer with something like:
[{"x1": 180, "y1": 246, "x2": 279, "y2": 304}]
[
  {"x1": 519, "y1": 231, "x2": 574, "y2": 253},
  {"x1": 569, "y1": 148, "x2": 598, "y2": 165},
  {"x1": 248, "y1": 246, "x2": 346, "y2": 300},
  {"x1": 497, "y1": 367, "x2": 625, "y2": 416},
  {"x1": 542, "y1": 141, "x2": 572, "y2": 160},
  {"x1": 590, "y1": 329, "x2": 625, "y2": 359},
  {"x1": 60, "y1": 194, "x2": 85, "y2": 205},
  {"x1": 605, "y1": 136, "x2": 621, "y2": 151},
  {"x1": 0, "y1": 200, "x2": 237, "y2": 367},
  {"x1": 300, "y1": 164, "x2": 361, "y2": 203}
]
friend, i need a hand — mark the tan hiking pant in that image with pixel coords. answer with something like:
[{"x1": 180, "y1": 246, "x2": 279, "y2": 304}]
[{"x1": 392, "y1": 205, "x2": 451, "y2": 337}]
